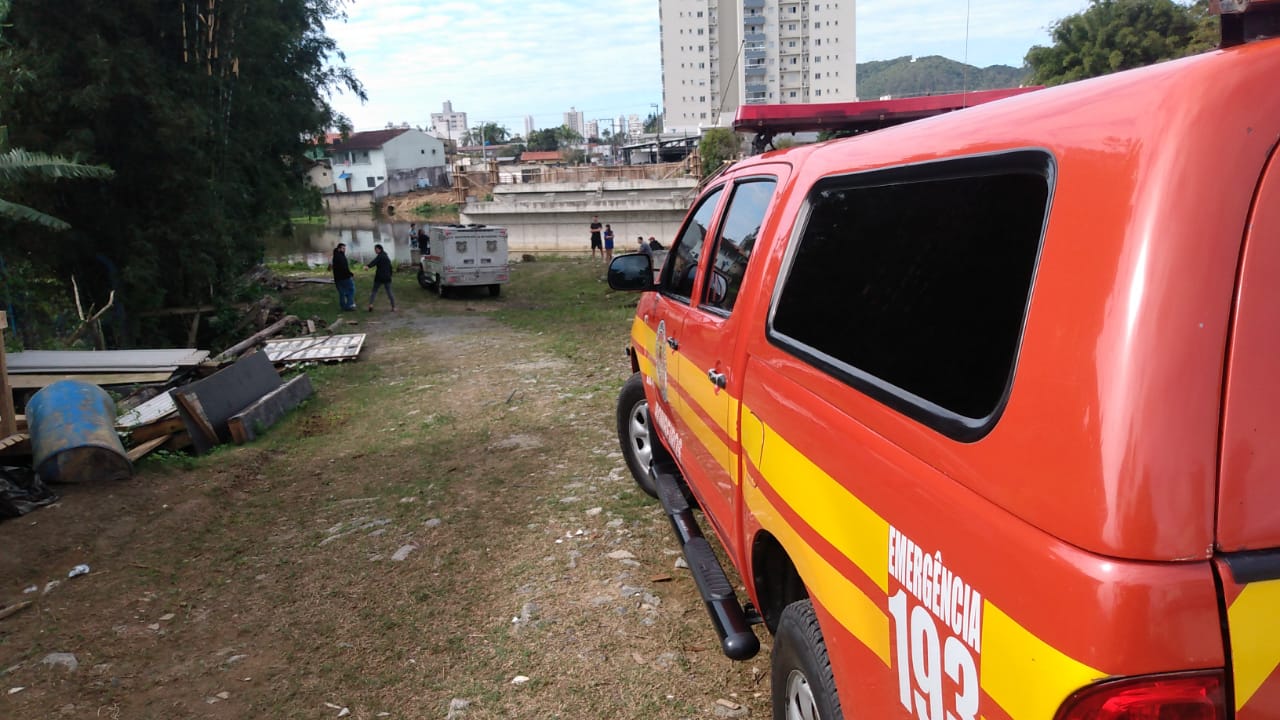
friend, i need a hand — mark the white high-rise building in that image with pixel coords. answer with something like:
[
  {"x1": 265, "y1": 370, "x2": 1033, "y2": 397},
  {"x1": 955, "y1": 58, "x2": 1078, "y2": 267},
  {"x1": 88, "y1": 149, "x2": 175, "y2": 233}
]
[
  {"x1": 659, "y1": 0, "x2": 856, "y2": 133},
  {"x1": 586, "y1": 120, "x2": 600, "y2": 140},
  {"x1": 563, "y1": 107, "x2": 586, "y2": 137},
  {"x1": 524, "y1": 115, "x2": 535, "y2": 139},
  {"x1": 430, "y1": 100, "x2": 468, "y2": 142}
]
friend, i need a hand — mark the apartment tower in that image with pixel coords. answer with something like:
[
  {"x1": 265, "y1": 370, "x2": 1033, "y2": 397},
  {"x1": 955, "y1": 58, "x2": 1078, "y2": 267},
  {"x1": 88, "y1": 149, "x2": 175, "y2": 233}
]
[{"x1": 660, "y1": 0, "x2": 856, "y2": 133}]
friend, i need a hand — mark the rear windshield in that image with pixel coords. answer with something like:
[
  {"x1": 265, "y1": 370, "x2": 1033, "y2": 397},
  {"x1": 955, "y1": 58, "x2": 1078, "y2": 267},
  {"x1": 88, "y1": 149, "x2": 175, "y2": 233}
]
[{"x1": 769, "y1": 150, "x2": 1053, "y2": 440}]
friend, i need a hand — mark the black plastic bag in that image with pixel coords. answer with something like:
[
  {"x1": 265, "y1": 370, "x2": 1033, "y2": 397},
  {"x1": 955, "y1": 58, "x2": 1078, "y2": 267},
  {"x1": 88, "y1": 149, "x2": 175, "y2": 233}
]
[{"x1": 0, "y1": 466, "x2": 59, "y2": 518}]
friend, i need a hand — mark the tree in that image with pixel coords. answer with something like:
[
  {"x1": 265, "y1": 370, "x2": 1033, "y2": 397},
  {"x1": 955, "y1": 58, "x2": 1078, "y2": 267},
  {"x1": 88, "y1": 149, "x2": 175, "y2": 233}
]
[
  {"x1": 0, "y1": 0, "x2": 113, "y2": 231},
  {"x1": 0, "y1": 0, "x2": 363, "y2": 346},
  {"x1": 525, "y1": 128, "x2": 560, "y2": 151},
  {"x1": 1026, "y1": 0, "x2": 1207, "y2": 85},
  {"x1": 0, "y1": 147, "x2": 113, "y2": 229},
  {"x1": 643, "y1": 112, "x2": 661, "y2": 134},
  {"x1": 462, "y1": 122, "x2": 509, "y2": 147},
  {"x1": 699, "y1": 128, "x2": 740, "y2": 178}
]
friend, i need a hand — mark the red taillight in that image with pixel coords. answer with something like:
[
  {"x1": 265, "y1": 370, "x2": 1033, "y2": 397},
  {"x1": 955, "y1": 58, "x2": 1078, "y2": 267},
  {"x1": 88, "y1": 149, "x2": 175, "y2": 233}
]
[{"x1": 1055, "y1": 672, "x2": 1226, "y2": 720}]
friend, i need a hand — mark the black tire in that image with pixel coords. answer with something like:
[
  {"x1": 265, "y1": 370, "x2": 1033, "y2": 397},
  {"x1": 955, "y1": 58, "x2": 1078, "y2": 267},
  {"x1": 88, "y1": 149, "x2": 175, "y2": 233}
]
[
  {"x1": 417, "y1": 269, "x2": 432, "y2": 290},
  {"x1": 488, "y1": 284, "x2": 501, "y2": 297},
  {"x1": 437, "y1": 279, "x2": 449, "y2": 298},
  {"x1": 616, "y1": 373, "x2": 660, "y2": 498},
  {"x1": 771, "y1": 600, "x2": 843, "y2": 720}
]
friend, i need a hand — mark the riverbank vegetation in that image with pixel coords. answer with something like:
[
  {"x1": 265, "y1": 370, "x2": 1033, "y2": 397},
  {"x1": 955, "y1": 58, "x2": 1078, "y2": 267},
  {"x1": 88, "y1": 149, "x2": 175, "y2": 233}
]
[{"x1": 0, "y1": 0, "x2": 362, "y2": 349}]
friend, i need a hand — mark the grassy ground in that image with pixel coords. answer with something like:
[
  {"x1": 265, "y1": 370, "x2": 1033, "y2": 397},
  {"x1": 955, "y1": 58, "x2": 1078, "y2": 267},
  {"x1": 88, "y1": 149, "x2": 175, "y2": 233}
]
[{"x1": 0, "y1": 258, "x2": 770, "y2": 719}]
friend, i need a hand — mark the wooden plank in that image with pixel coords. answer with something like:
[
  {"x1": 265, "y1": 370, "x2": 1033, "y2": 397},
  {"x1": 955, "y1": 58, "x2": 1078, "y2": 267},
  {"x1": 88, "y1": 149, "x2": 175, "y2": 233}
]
[
  {"x1": 213, "y1": 315, "x2": 298, "y2": 362},
  {"x1": 161, "y1": 431, "x2": 192, "y2": 452},
  {"x1": 0, "y1": 311, "x2": 14, "y2": 438},
  {"x1": 126, "y1": 416, "x2": 185, "y2": 444},
  {"x1": 0, "y1": 432, "x2": 30, "y2": 455},
  {"x1": 8, "y1": 371, "x2": 174, "y2": 390},
  {"x1": 171, "y1": 390, "x2": 219, "y2": 453},
  {"x1": 227, "y1": 374, "x2": 314, "y2": 444},
  {"x1": 0, "y1": 600, "x2": 32, "y2": 622},
  {"x1": 126, "y1": 435, "x2": 170, "y2": 462}
]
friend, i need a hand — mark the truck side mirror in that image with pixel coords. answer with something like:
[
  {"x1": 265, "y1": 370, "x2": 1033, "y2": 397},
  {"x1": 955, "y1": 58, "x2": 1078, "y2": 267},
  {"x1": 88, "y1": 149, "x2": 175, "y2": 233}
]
[{"x1": 607, "y1": 253, "x2": 655, "y2": 291}]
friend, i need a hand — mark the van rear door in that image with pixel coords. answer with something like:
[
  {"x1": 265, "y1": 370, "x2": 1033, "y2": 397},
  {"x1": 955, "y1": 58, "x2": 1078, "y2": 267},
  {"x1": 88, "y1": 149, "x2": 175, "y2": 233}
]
[{"x1": 1217, "y1": 147, "x2": 1280, "y2": 719}]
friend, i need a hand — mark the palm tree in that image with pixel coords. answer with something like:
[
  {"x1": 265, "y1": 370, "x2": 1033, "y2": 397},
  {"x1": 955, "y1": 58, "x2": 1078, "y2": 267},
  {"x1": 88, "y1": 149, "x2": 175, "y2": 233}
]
[{"x1": 0, "y1": 147, "x2": 113, "y2": 230}]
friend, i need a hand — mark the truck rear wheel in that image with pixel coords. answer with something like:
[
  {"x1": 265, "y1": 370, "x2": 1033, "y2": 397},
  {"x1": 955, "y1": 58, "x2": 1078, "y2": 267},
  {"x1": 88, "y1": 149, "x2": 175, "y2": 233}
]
[
  {"x1": 771, "y1": 600, "x2": 843, "y2": 720},
  {"x1": 617, "y1": 373, "x2": 660, "y2": 498},
  {"x1": 489, "y1": 284, "x2": 501, "y2": 297}
]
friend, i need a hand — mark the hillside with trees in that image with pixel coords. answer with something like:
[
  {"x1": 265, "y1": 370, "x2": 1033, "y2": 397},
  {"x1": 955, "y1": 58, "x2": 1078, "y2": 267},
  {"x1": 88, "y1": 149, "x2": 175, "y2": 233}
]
[{"x1": 855, "y1": 55, "x2": 1030, "y2": 99}]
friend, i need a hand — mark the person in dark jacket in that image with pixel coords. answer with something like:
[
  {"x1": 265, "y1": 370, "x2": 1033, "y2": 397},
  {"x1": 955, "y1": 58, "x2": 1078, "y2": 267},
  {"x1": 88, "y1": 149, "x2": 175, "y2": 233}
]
[
  {"x1": 330, "y1": 243, "x2": 356, "y2": 310},
  {"x1": 365, "y1": 243, "x2": 396, "y2": 312}
]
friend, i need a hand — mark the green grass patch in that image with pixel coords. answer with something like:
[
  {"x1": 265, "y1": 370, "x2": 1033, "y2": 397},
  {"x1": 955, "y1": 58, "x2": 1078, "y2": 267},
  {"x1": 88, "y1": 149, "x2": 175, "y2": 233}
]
[
  {"x1": 412, "y1": 201, "x2": 459, "y2": 217},
  {"x1": 495, "y1": 258, "x2": 638, "y2": 360}
]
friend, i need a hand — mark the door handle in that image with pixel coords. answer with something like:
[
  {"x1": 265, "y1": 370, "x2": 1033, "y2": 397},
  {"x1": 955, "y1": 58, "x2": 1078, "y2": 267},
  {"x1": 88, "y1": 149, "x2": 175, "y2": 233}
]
[
  {"x1": 667, "y1": 337, "x2": 679, "y2": 350},
  {"x1": 707, "y1": 369, "x2": 727, "y2": 389}
]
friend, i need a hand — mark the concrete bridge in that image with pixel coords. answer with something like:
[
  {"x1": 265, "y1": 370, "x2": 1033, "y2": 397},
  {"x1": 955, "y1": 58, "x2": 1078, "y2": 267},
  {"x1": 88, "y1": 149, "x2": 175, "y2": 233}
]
[{"x1": 460, "y1": 178, "x2": 699, "y2": 254}]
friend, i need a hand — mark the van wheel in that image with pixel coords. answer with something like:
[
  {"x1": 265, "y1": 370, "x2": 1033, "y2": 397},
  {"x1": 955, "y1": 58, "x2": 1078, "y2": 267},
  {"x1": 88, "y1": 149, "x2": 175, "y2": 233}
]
[
  {"x1": 616, "y1": 373, "x2": 659, "y2": 498},
  {"x1": 771, "y1": 600, "x2": 843, "y2": 720},
  {"x1": 417, "y1": 269, "x2": 432, "y2": 289},
  {"x1": 488, "y1": 284, "x2": 501, "y2": 297}
]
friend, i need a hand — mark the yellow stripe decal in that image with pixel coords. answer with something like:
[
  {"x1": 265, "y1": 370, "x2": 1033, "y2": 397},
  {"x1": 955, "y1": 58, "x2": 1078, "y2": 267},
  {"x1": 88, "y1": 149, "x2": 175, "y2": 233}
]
[
  {"x1": 670, "y1": 353, "x2": 736, "y2": 477},
  {"x1": 1229, "y1": 579, "x2": 1280, "y2": 710},
  {"x1": 980, "y1": 601, "x2": 1104, "y2": 720},
  {"x1": 743, "y1": 406, "x2": 889, "y2": 594},
  {"x1": 744, "y1": 476, "x2": 892, "y2": 665},
  {"x1": 631, "y1": 317, "x2": 656, "y2": 359}
]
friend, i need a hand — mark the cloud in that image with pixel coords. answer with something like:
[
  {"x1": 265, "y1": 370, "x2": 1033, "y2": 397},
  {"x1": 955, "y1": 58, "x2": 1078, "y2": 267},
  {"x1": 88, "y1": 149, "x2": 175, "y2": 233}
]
[
  {"x1": 326, "y1": 0, "x2": 662, "y2": 130},
  {"x1": 327, "y1": 0, "x2": 1091, "y2": 131}
]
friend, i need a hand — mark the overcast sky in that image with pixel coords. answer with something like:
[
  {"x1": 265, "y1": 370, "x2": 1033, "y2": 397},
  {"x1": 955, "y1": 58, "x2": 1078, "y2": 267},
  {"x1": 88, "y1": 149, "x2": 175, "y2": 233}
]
[{"x1": 325, "y1": 0, "x2": 1093, "y2": 134}]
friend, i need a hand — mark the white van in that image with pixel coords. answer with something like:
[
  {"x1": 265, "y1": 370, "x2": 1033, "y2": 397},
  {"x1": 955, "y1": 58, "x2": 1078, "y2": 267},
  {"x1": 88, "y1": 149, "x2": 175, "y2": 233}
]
[{"x1": 416, "y1": 224, "x2": 510, "y2": 298}]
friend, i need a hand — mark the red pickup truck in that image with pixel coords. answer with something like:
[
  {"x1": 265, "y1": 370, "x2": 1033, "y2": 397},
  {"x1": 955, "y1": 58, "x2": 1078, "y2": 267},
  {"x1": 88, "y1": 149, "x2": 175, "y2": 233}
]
[{"x1": 608, "y1": 3, "x2": 1280, "y2": 719}]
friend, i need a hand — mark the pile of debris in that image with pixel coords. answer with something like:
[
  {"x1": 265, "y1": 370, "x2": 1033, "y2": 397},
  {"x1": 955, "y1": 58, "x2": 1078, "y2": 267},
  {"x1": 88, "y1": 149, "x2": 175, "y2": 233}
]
[{"x1": 0, "y1": 308, "x2": 366, "y2": 520}]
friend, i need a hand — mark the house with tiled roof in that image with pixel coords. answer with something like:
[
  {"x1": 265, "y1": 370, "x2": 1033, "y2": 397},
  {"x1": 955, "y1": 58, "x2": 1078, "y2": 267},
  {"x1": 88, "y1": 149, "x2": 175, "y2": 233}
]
[
  {"x1": 519, "y1": 151, "x2": 561, "y2": 164},
  {"x1": 326, "y1": 128, "x2": 447, "y2": 196}
]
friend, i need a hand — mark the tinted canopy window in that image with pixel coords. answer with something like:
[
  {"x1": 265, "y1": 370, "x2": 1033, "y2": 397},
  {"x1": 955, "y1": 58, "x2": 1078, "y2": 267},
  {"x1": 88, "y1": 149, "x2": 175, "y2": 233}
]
[{"x1": 771, "y1": 151, "x2": 1051, "y2": 437}]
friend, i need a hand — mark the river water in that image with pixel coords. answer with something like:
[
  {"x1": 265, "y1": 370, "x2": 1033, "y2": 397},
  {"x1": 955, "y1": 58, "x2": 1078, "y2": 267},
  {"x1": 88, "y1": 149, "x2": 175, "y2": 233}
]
[{"x1": 265, "y1": 215, "x2": 430, "y2": 267}]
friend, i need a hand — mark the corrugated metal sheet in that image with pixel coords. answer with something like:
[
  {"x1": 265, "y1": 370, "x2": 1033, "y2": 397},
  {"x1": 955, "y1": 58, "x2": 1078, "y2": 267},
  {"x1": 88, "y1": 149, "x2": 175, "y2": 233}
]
[
  {"x1": 263, "y1": 334, "x2": 366, "y2": 364},
  {"x1": 7, "y1": 349, "x2": 209, "y2": 373},
  {"x1": 116, "y1": 392, "x2": 178, "y2": 429}
]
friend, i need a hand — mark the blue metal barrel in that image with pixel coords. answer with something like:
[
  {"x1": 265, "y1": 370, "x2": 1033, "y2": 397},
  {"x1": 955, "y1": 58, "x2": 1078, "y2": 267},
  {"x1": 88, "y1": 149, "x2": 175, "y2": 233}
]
[{"x1": 25, "y1": 380, "x2": 133, "y2": 484}]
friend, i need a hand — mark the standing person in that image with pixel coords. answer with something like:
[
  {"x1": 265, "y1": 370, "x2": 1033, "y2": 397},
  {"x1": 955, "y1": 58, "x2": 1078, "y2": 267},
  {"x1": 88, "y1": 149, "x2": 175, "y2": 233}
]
[
  {"x1": 366, "y1": 243, "x2": 397, "y2": 312},
  {"x1": 408, "y1": 222, "x2": 418, "y2": 249},
  {"x1": 417, "y1": 225, "x2": 429, "y2": 254},
  {"x1": 638, "y1": 236, "x2": 652, "y2": 257},
  {"x1": 603, "y1": 224, "x2": 615, "y2": 263},
  {"x1": 330, "y1": 242, "x2": 356, "y2": 311},
  {"x1": 589, "y1": 215, "x2": 603, "y2": 260}
]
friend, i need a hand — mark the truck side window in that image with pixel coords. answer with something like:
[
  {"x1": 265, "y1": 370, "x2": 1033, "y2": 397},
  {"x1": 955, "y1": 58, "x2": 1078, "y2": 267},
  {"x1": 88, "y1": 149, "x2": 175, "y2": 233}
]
[
  {"x1": 701, "y1": 178, "x2": 777, "y2": 313},
  {"x1": 770, "y1": 150, "x2": 1052, "y2": 438},
  {"x1": 663, "y1": 187, "x2": 724, "y2": 300}
]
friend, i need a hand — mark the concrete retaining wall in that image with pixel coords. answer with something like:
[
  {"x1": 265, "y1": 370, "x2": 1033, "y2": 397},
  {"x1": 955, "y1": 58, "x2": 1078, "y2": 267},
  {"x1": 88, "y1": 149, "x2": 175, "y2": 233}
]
[
  {"x1": 323, "y1": 192, "x2": 376, "y2": 214},
  {"x1": 460, "y1": 178, "x2": 697, "y2": 253}
]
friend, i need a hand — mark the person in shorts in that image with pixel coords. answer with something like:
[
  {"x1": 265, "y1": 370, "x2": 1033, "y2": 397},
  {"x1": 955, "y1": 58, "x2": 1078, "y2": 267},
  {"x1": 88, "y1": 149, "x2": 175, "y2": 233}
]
[
  {"x1": 589, "y1": 216, "x2": 603, "y2": 260},
  {"x1": 603, "y1": 224, "x2": 615, "y2": 263}
]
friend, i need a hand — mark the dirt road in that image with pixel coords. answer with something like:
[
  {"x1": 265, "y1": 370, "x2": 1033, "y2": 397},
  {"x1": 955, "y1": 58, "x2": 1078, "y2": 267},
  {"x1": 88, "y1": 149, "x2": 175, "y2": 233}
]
[{"x1": 0, "y1": 262, "x2": 769, "y2": 719}]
